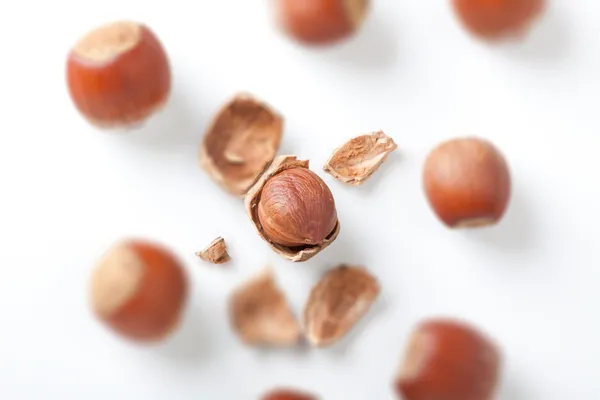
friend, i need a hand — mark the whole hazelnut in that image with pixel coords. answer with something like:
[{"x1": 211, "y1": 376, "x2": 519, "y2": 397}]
[
  {"x1": 89, "y1": 239, "x2": 188, "y2": 342},
  {"x1": 262, "y1": 389, "x2": 318, "y2": 400},
  {"x1": 422, "y1": 137, "x2": 511, "y2": 228},
  {"x1": 66, "y1": 21, "x2": 171, "y2": 128},
  {"x1": 258, "y1": 168, "x2": 337, "y2": 248},
  {"x1": 274, "y1": 0, "x2": 370, "y2": 46},
  {"x1": 395, "y1": 319, "x2": 501, "y2": 400},
  {"x1": 452, "y1": 0, "x2": 545, "y2": 40}
]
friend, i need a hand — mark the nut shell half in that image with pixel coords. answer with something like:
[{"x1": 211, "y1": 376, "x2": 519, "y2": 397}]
[
  {"x1": 200, "y1": 93, "x2": 283, "y2": 196},
  {"x1": 245, "y1": 156, "x2": 341, "y2": 262}
]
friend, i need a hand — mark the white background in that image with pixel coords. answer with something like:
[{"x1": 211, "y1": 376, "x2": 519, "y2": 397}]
[{"x1": 0, "y1": 0, "x2": 599, "y2": 399}]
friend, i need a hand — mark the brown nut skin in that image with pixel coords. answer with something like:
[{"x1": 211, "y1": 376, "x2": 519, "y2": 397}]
[
  {"x1": 262, "y1": 389, "x2": 318, "y2": 400},
  {"x1": 66, "y1": 21, "x2": 171, "y2": 128},
  {"x1": 258, "y1": 168, "x2": 338, "y2": 248},
  {"x1": 422, "y1": 137, "x2": 511, "y2": 228},
  {"x1": 395, "y1": 319, "x2": 501, "y2": 400},
  {"x1": 452, "y1": 0, "x2": 545, "y2": 40},
  {"x1": 90, "y1": 239, "x2": 188, "y2": 342},
  {"x1": 274, "y1": 0, "x2": 370, "y2": 46}
]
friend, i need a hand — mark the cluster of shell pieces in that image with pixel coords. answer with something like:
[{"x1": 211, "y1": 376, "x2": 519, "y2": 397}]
[{"x1": 195, "y1": 93, "x2": 398, "y2": 347}]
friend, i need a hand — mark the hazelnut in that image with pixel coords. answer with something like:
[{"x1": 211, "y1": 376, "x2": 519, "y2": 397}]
[
  {"x1": 452, "y1": 0, "x2": 545, "y2": 40},
  {"x1": 262, "y1": 389, "x2": 318, "y2": 400},
  {"x1": 245, "y1": 156, "x2": 341, "y2": 262},
  {"x1": 89, "y1": 239, "x2": 188, "y2": 342},
  {"x1": 395, "y1": 318, "x2": 501, "y2": 400},
  {"x1": 422, "y1": 137, "x2": 511, "y2": 228},
  {"x1": 66, "y1": 21, "x2": 171, "y2": 128},
  {"x1": 274, "y1": 0, "x2": 370, "y2": 46},
  {"x1": 200, "y1": 93, "x2": 283, "y2": 196}
]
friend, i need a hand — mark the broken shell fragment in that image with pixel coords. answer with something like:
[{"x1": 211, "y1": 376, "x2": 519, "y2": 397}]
[
  {"x1": 199, "y1": 93, "x2": 284, "y2": 196},
  {"x1": 245, "y1": 156, "x2": 341, "y2": 262},
  {"x1": 261, "y1": 388, "x2": 319, "y2": 400},
  {"x1": 324, "y1": 131, "x2": 398, "y2": 186},
  {"x1": 303, "y1": 265, "x2": 380, "y2": 347},
  {"x1": 195, "y1": 237, "x2": 230, "y2": 265},
  {"x1": 229, "y1": 269, "x2": 302, "y2": 346}
]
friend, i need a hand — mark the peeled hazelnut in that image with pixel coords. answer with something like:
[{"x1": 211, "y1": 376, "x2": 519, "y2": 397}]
[
  {"x1": 262, "y1": 389, "x2": 318, "y2": 400},
  {"x1": 89, "y1": 239, "x2": 188, "y2": 342},
  {"x1": 304, "y1": 265, "x2": 380, "y2": 347},
  {"x1": 66, "y1": 21, "x2": 171, "y2": 128},
  {"x1": 200, "y1": 93, "x2": 283, "y2": 196},
  {"x1": 245, "y1": 156, "x2": 341, "y2": 262},
  {"x1": 274, "y1": 0, "x2": 370, "y2": 46},
  {"x1": 395, "y1": 319, "x2": 501, "y2": 400},
  {"x1": 229, "y1": 269, "x2": 302, "y2": 347},
  {"x1": 422, "y1": 137, "x2": 511, "y2": 228},
  {"x1": 452, "y1": 0, "x2": 545, "y2": 40}
]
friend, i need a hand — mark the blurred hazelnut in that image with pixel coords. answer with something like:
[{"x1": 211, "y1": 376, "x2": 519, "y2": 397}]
[
  {"x1": 274, "y1": 0, "x2": 370, "y2": 46},
  {"x1": 422, "y1": 137, "x2": 511, "y2": 228},
  {"x1": 246, "y1": 156, "x2": 340, "y2": 262},
  {"x1": 395, "y1": 318, "x2": 501, "y2": 400},
  {"x1": 452, "y1": 0, "x2": 545, "y2": 40},
  {"x1": 66, "y1": 21, "x2": 171, "y2": 128},
  {"x1": 89, "y1": 239, "x2": 188, "y2": 342},
  {"x1": 261, "y1": 389, "x2": 318, "y2": 400}
]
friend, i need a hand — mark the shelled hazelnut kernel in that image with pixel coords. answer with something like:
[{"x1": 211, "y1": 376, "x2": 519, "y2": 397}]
[
  {"x1": 395, "y1": 319, "x2": 501, "y2": 400},
  {"x1": 274, "y1": 0, "x2": 370, "y2": 46},
  {"x1": 66, "y1": 21, "x2": 171, "y2": 128},
  {"x1": 89, "y1": 239, "x2": 188, "y2": 342},
  {"x1": 423, "y1": 137, "x2": 511, "y2": 228},
  {"x1": 452, "y1": 0, "x2": 545, "y2": 40}
]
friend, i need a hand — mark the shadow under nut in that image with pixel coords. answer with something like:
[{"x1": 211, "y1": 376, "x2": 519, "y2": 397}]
[{"x1": 257, "y1": 168, "x2": 337, "y2": 247}]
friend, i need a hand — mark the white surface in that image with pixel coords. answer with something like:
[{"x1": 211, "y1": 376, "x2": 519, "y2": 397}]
[{"x1": 0, "y1": 0, "x2": 599, "y2": 399}]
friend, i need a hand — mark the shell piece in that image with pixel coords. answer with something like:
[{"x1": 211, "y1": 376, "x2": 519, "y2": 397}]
[
  {"x1": 303, "y1": 265, "x2": 380, "y2": 347},
  {"x1": 195, "y1": 237, "x2": 230, "y2": 264},
  {"x1": 229, "y1": 269, "x2": 302, "y2": 346},
  {"x1": 199, "y1": 93, "x2": 284, "y2": 196},
  {"x1": 245, "y1": 155, "x2": 341, "y2": 262},
  {"x1": 261, "y1": 388, "x2": 319, "y2": 400},
  {"x1": 324, "y1": 131, "x2": 397, "y2": 186}
]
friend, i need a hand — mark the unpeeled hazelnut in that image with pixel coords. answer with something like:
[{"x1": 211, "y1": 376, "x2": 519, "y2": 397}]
[
  {"x1": 66, "y1": 21, "x2": 171, "y2": 128},
  {"x1": 258, "y1": 168, "x2": 337, "y2": 247},
  {"x1": 452, "y1": 0, "x2": 545, "y2": 40},
  {"x1": 422, "y1": 137, "x2": 511, "y2": 228},
  {"x1": 89, "y1": 239, "x2": 188, "y2": 342},
  {"x1": 395, "y1": 319, "x2": 501, "y2": 400},
  {"x1": 274, "y1": 0, "x2": 370, "y2": 46},
  {"x1": 261, "y1": 389, "x2": 318, "y2": 400},
  {"x1": 245, "y1": 156, "x2": 340, "y2": 262}
]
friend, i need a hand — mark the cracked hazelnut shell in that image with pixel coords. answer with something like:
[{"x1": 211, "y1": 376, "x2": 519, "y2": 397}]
[
  {"x1": 395, "y1": 319, "x2": 501, "y2": 400},
  {"x1": 452, "y1": 0, "x2": 545, "y2": 40},
  {"x1": 262, "y1": 389, "x2": 318, "y2": 400},
  {"x1": 200, "y1": 93, "x2": 283, "y2": 196},
  {"x1": 89, "y1": 239, "x2": 188, "y2": 342},
  {"x1": 245, "y1": 156, "x2": 340, "y2": 262},
  {"x1": 229, "y1": 269, "x2": 301, "y2": 347},
  {"x1": 66, "y1": 21, "x2": 171, "y2": 128},
  {"x1": 304, "y1": 265, "x2": 380, "y2": 347},
  {"x1": 274, "y1": 0, "x2": 371, "y2": 46},
  {"x1": 423, "y1": 137, "x2": 511, "y2": 228}
]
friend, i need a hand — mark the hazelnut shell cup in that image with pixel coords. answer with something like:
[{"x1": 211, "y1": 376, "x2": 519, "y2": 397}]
[{"x1": 245, "y1": 156, "x2": 341, "y2": 262}]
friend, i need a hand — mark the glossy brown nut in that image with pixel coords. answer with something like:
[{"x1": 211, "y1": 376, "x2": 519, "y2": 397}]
[
  {"x1": 422, "y1": 137, "x2": 511, "y2": 228},
  {"x1": 274, "y1": 0, "x2": 370, "y2": 46},
  {"x1": 395, "y1": 319, "x2": 501, "y2": 400},
  {"x1": 452, "y1": 0, "x2": 545, "y2": 40},
  {"x1": 66, "y1": 21, "x2": 171, "y2": 128},
  {"x1": 262, "y1": 389, "x2": 318, "y2": 400},
  {"x1": 258, "y1": 168, "x2": 337, "y2": 247},
  {"x1": 90, "y1": 239, "x2": 188, "y2": 342}
]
